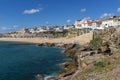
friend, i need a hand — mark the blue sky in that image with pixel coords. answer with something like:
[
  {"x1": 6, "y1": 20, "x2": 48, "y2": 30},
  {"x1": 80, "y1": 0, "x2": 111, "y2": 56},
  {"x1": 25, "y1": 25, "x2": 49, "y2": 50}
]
[{"x1": 0, "y1": 0, "x2": 120, "y2": 33}]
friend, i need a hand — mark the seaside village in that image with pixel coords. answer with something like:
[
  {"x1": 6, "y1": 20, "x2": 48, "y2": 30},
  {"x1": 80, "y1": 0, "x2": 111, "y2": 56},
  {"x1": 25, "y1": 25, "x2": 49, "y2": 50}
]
[
  {"x1": 1, "y1": 16, "x2": 120, "y2": 38},
  {"x1": 0, "y1": 16, "x2": 120, "y2": 80}
]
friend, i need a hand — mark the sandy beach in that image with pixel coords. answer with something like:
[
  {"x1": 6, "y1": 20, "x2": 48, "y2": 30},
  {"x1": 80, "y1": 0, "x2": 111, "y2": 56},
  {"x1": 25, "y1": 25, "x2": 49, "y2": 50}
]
[{"x1": 0, "y1": 32, "x2": 93, "y2": 45}]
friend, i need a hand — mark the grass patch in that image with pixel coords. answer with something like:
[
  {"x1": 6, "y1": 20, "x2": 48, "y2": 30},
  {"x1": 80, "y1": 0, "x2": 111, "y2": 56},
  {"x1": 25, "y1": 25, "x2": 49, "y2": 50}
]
[{"x1": 94, "y1": 61, "x2": 110, "y2": 68}]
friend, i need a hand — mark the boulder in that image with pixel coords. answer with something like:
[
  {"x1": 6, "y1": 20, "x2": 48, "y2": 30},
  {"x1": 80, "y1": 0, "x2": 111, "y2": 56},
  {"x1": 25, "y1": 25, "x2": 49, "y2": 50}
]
[
  {"x1": 97, "y1": 42, "x2": 112, "y2": 55},
  {"x1": 38, "y1": 43, "x2": 56, "y2": 47},
  {"x1": 90, "y1": 52, "x2": 96, "y2": 56},
  {"x1": 36, "y1": 74, "x2": 44, "y2": 80},
  {"x1": 46, "y1": 43, "x2": 56, "y2": 47},
  {"x1": 59, "y1": 62, "x2": 77, "y2": 77},
  {"x1": 38, "y1": 43, "x2": 45, "y2": 46}
]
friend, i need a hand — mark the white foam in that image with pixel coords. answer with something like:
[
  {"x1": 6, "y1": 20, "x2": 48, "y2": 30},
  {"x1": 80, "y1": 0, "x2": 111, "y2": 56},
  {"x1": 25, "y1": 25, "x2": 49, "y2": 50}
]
[{"x1": 44, "y1": 73, "x2": 57, "y2": 80}]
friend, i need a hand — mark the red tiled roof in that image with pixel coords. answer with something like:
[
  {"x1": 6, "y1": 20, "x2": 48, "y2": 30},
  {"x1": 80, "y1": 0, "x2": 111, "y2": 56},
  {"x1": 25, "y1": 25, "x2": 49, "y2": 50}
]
[
  {"x1": 87, "y1": 20, "x2": 93, "y2": 24},
  {"x1": 77, "y1": 24, "x2": 82, "y2": 27},
  {"x1": 95, "y1": 20, "x2": 102, "y2": 24}
]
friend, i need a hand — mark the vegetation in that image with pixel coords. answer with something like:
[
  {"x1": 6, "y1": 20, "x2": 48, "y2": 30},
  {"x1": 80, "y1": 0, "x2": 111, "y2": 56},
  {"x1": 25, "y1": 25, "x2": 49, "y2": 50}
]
[
  {"x1": 72, "y1": 28, "x2": 120, "y2": 80},
  {"x1": 90, "y1": 37, "x2": 103, "y2": 49},
  {"x1": 94, "y1": 61, "x2": 111, "y2": 68}
]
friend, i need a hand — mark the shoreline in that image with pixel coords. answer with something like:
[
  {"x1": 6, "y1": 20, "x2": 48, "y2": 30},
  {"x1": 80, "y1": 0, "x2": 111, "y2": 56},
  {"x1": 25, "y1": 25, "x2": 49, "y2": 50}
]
[
  {"x1": 0, "y1": 32, "x2": 93, "y2": 80},
  {"x1": 37, "y1": 43, "x2": 78, "y2": 80},
  {"x1": 0, "y1": 39, "x2": 81, "y2": 80},
  {"x1": 0, "y1": 32, "x2": 93, "y2": 45}
]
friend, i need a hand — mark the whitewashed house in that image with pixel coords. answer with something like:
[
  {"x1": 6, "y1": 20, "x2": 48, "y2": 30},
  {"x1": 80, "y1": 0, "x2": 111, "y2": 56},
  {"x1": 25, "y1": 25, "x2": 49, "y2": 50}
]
[
  {"x1": 29, "y1": 28, "x2": 36, "y2": 33},
  {"x1": 92, "y1": 20, "x2": 103, "y2": 29},
  {"x1": 37, "y1": 27, "x2": 48, "y2": 33},
  {"x1": 112, "y1": 16, "x2": 120, "y2": 27},
  {"x1": 74, "y1": 19, "x2": 93, "y2": 29},
  {"x1": 82, "y1": 20, "x2": 93, "y2": 29},
  {"x1": 74, "y1": 20, "x2": 82, "y2": 29},
  {"x1": 53, "y1": 26, "x2": 62, "y2": 32},
  {"x1": 63, "y1": 25, "x2": 75, "y2": 30},
  {"x1": 101, "y1": 19, "x2": 114, "y2": 28},
  {"x1": 74, "y1": 18, "x2": 104, "y2": 30},
  {"x1": 101, "y1": 16, "x2": 120, "y2": 28}
]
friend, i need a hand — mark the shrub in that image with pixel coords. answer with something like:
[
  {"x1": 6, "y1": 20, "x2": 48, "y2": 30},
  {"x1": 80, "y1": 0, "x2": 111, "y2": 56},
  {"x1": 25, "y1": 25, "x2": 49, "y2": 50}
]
[
  {"x1": 94, "y1": 61, "x2": 111, "y2": 68},
  {"x1": 90, "y1": 37, "x2": 103, "y2": 49},
  {"x1": 94, "y1": 61, "x2": 105, "y2": 67}
]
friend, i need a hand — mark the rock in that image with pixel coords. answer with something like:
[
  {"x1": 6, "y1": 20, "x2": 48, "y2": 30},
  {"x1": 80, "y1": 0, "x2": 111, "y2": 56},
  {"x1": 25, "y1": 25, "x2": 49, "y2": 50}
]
[
  {"x1": 46, "y1": 43, "x2": 56, "y2": 47},
  {"x1": 81, "y1": 61, "x2": 87, "y2": 68},
  {"x1": 97, "y1": 42, "x2": 112, "y2": 55},
  {"x1": 82, "y1": 45, "x2": 93, "y2": 51},
  {"x1": 38, "y1": 43, "x2": 56, "y2": 47},
  {"x1": 64, "y1": 44, "x2": 79, "y2": 50},
  {"x1": 59, "y1": 62, "x2": 77, "y2": 77},
  {"x1": 104, "y1": 47, "x2": 112, "y2": 55},
  {"x1": 62, "y1": 62, "x2": 77, "y2": 69},
  {"x1": 90, "y1": 52, "x2": 96, "y2": 56},
  {"x1": 59, "y1": 68, "x2": 76, "y2": 77},
  {"x1": 36, "y1": 74, "x2": 44, "y2": 80},
  {"x1": 38, "y1": 43, "x2": 45, "y2": 46},
  {"x1": 47, "y1": 77, "x2": 57, "y2": 80},
  {"x1": 55, "y1": 43, "x2": 64, "y2": 48},
  {"x1": 65, "y1": 49, "x2": 77, "y2": 58}
]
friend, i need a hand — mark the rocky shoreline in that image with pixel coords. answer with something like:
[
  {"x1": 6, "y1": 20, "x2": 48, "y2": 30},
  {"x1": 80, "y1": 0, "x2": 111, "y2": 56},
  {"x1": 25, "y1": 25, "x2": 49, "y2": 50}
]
[
  {"x1": 0, "y1": 28, "x2": 119, "y2": 80},
  {"x1": 36, "y1": 42, "x2": 102, "y2": 80},
  {"x1": 36, "y1": 28, "x2": 120, "y2": 80},
  {"x1": 36, "y1": 43, "x2": 79, "y2": 80}
]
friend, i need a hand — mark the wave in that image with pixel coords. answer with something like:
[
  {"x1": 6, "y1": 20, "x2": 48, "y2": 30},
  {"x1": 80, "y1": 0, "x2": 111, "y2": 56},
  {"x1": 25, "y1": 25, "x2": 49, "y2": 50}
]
[
  {"x1": 61, "y1": 49, "x2": 65, "y2": 53},
  {"x1": 44, "y1": 73, "x2": 57, "y2": 80}
]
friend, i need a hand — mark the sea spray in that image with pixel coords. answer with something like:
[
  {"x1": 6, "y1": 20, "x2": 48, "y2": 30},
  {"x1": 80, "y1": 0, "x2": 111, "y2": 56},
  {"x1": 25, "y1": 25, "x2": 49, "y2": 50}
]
[{"x1": 44, "y1": 73, "x2": 58, "y2": 80}]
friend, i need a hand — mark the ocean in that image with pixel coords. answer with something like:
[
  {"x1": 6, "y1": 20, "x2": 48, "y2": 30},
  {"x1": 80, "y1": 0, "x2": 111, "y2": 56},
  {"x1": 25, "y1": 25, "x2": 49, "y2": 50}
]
[{"x1": 0, "y1": 41, "x2": 68, "y2": 80}]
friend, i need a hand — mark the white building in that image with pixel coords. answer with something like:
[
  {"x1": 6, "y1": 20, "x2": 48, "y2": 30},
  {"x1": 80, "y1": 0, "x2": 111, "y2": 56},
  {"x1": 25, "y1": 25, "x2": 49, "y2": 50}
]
[
  {"x1": 102, "y1": 19, "x2": 114, "y2": 28},
  {"x1": 74, "y1": 19, "x2": 104, "y2": 30},
  {"x1": 74, "y1": 19, "x2": 94, "y2": 29},
  {"x1": 29, "y1": 28, "x2": 36, "y2": 33},
  {"x1": 63, "y1": 25, "x2": 75, "y2": 30},
  {"x1": 92, "y1": 20, "x2": 103, "y2": 29},
  {"x1": 74, "y1": 20, "x2": 82, "y2": 29},
  {"x1": 101, "y1": 16, "x2": 120, "y2": 28},
  {"x1": 37, "y1": 27, "x2": 48, "y2": 33},
  {"x1": 53, "y1": 26, "x2": 62, "y2": 32},
  {"x1": 112, "y1": 16, "x2": 120, "y2": 27}
]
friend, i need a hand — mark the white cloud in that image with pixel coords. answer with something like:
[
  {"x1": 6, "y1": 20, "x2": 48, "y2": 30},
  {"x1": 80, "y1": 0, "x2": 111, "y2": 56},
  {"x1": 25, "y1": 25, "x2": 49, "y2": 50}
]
[
  {"x1": 1, "y1": 25, "x2": 18, "y2": 31},
  {"x1": 117, "y1": 8, "x2": 120, "y2": 12},
  {"x1": 67, "y1": 19, "x2": 71, "y2": 23},
  {"x1": 80, "y1": 8, "x2": 86, "y2": 12},
  {"x1": 1, "y1": 27, "x2": 13, "y2": 30},
  {"x1": 100, "y1": 13, "x2": 114, "y2": 19},
  {"x1": 23, "y1": 8, "x2": 42, "y2": 14}
]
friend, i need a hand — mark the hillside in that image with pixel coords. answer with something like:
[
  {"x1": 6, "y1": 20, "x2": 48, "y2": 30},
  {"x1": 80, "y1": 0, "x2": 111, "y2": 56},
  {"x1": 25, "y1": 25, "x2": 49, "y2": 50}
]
[{"x1": 71, "y1": 28, "x2": 120, "y2": 80}]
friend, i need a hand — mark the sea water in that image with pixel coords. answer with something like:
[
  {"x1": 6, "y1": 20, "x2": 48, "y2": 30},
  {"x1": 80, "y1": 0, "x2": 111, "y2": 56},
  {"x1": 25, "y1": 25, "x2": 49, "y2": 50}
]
[{"x1": 0, "y1": 41, "x2": 68, "y2": 80}]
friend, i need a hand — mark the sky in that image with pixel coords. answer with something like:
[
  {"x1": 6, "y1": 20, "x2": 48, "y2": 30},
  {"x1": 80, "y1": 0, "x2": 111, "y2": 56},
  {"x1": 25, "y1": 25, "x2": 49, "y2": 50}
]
[{"x1": 0, "y1": 0, "x2": 120, "y2": 33}]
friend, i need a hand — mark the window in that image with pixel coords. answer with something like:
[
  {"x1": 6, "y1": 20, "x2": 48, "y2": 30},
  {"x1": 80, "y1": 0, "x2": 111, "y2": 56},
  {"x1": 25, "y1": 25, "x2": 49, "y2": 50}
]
[{"x1": 118, "y1": 19, "x2": 120, "y2": 21}]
